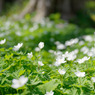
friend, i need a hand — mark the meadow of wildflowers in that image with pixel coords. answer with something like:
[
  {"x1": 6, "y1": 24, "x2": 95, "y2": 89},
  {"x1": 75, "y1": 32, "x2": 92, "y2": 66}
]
[{"x1": 0, "y1": 17, "x2": 95, "y2": 95}]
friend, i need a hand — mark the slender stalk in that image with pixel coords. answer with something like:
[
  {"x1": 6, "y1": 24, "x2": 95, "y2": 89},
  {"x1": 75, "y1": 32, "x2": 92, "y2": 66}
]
[
  {"x1": 17, "y1": 89, "x2": 19, "y2": 94},
  {"x1": 80, "y1": 87, "x2": 83, "y2": 95},
  {"x1": 85, "y1": 62, "x2": 90, "y2": 77},
  {"x1": 78, "y1": 77, "x2": 81, "y2": 85},
  {"x1": 60, "y1": 75, "x2": 63, "y2": 87},
  {"x1": 78, "y1": 78, "x2": 83, "y2": 95},
  {"x1": 92, "y1": 82, "x2": 95, "y2": 92},
  {"x1": 94, "y1": 32, "x2": 95, "y2": 47}
]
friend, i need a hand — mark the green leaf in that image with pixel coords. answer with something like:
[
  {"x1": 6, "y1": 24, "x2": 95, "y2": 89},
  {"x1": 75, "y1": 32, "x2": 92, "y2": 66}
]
[
  {"x1": 37, "y1": 79, "x2": 61, "y2": 93},
  {"x1": 31, "y1": 80, "x2": 41, "y2": 85},
  {"x1": 5, "y1": 53, "x2": 13, "y2": 60},
  {"x1": 19, "y1": 69, "x2": 25, "y2": 76},
  {"x1": 0, "y1": 63, "x2": 15, "y2": 73}
]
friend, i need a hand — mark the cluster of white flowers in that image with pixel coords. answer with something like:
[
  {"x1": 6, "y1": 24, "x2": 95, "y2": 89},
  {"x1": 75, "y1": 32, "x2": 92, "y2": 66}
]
[
  {"x1": 80, "y1": 46, "x2": 89, "y2": 54},
  {"x1": 75, "y1": 71, "x2": 85, "y2": 77},
  {"x1": 54, "y1": 51, "x2": 63, "y2": 56},
  {"x1": 54, "y1": 56, "x2": 66, "y2": 66},
  {"x1": 65, "y1": 38, "x2": 79, "y2": 46},
  {"x1": 0, "y1": 39, "x2": 6, "y2": 44},
  {"x1": 58, "y1": 69, "x2": 66, "y2": 75},
  {"x1": 83, "y1": 35, "x2": 93, "y2": 42},
  {"x1": 12, "y1": 76, "x2": 28, "y2": 89},
  {"x1": 55, "y1": 41, "x2": 65, "y2": 50},
  {"x1": 62, "y1": 49, "x2": 78, "y2": 61},
  {"x1": 54, "y1": 38, "x2": 79, "y2": 50},
  {"x1": 80, "y1": 46, "x2": 95, "y2": 57},
  {"x1": 35, "y1": 42, "x2": 44, "y2": 52},
  {"x1": 79, "y1": 40, "x2": 84, "y2": 46},
  {"x1": 76, "y1": 56, "x2": 90, "y2": 64},
  {"x1": 65, "y1": 49, "x2": 78, "y2": 61},
  {"x1": 38, "y1": 61, "x2": 44, "y2": 66},
  {"x1": 87, "y1": 47, "x2": 95, "y2": 57},
  {"x1": 27, "y1": 52, "x2": 33, "y2": 58},
  {"x1": 54, "y1": 49, "x2": 79, "y2": 66},
  {"x1": 13, "y1": 43, "x2": 23, "y2": 51}
]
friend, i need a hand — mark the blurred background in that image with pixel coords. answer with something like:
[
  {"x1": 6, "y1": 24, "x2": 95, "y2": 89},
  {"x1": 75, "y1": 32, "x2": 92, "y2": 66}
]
[{"x1": 0, "y1": 0, "x2": 95, "y2": 28}]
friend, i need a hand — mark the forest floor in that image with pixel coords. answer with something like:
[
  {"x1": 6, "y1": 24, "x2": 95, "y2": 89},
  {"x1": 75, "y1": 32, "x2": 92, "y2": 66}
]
[{"x1": 0, "y1": 16, "x2": 95, "y2": 95}]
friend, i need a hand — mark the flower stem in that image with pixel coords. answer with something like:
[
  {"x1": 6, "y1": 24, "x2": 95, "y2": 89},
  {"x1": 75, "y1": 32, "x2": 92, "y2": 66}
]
[
  {"x1": 17, "y1": 89, "x2": 18, "y2": 94},
  {"x1": 60, "y1": 75, "x2": 63, "y2": 87},
  {"x1": 78, "y1": 78, "x2": 83, "y2": 95},
  {"x1": 80, "y1": 87, "x2": 83, "y2": 95}
]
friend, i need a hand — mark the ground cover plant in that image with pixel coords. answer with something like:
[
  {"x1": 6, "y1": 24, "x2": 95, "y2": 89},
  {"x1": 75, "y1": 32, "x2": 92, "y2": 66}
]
[{"x1": 0, "y1": 16, "x2": 95, "y2": 95}]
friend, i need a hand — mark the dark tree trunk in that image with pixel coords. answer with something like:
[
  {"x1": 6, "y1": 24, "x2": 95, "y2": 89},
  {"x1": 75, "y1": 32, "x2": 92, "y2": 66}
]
[
  {"x1": 71, "y1": 0, "x2": 86, "y2": 13},
  {"x1": 0, "y1": 0, "x2": 3, "y2": 14},
  {"x1": 18, "y1": 0, "x2": 37, "y2": 19}
]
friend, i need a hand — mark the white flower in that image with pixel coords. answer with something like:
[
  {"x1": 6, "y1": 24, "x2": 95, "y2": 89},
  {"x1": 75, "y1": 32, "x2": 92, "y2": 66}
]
[
  {"x1": 67, "y1": 54, "x2": 77, "y2": 61},
  {"x1": 15, "y1": 31, "x2": 21, "y2": 36},
  {"x1": 11, "y1": 76, "x2": 28, "y2": 89},
  {"x1": 13, "y1": 43, "x2": 23, "y2": 51},
  {"x1": 83, "y1": 56, "x2": 90, "y2": 61},
  {"x1": 55, "y1": 41, "x2": 65, "y2": 50},
  {"x1": 0, "y1": 39, "x2": 6, "y2": 44},
  {"x1": 56, "y1": 44, "x2": 65, "y2": 50},
  {"x1": 76, "y1": 59, "x2": 84, "y2": 64},
  {"x1": 58, "y1": 69, "x2": 66, "y2": 75},
  {"x1": 38, "y1": 61, "x2": 44, "y2": 66},
  {"x1": 65, "y1": 38, "x2": 79, "y2": 46},
  {"x1": 80, "y1": 46, "x2": 89, "y2": 54},
  {"x1": 83, "y1": 35, "x2": 93, "y2": 42},
  {"x1": 54, "y1": 51, "x2": 63, "y2": 56},
  {"x1": 35, "y1": 47, "x2": 40, "y2": 52},
  {"x1": 38, "y1": 42, "x2": 44, "y2": 49},
  {"x1": 54, "y1": 41, "x2": 60, "y2": 45},
  {"x1": 54, "y1": 56, "x2": 66, "y2": 66},
  {"x1": 87, "y1": 51, "x2": 93, "y2": 57},
  {"x1": 27, "y1": 52, "x2": 33, "y2": 58},
  {"x1": 79, "y1": 41, "x2": 84, "y2": 46},
  {"x1": 65, "y1": 49, "x2": 78, "y2": 61},
  {"x1": 76, "y1": 56, "x2": 90, "y2": 64},
  {"x1": 48, "y1": 50, "x2": 54, "y2": 53},
  {"x1": 75, "y1": 71, "x2": 85, "y2": 77},
  {"x1": 91, "y1": 77, "x2": 95, "y2": 82},
  {"x1": 62, "y1": 51, "x2": 69, "y2": 58},
  {"x1": 45, "y1": 91, "x2": 54, "y2": 95},
  {"x1": 87, "y1": 47, "x2": 95, "y2": 57},
  {"x1": 42, "y1": 71, "x2": 45, "y2": 74}
]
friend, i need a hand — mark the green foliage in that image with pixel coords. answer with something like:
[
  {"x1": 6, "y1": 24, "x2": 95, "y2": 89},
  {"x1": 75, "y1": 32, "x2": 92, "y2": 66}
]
[
  {"x1": 70, "y1": 11, "x2": 95, "y2": 28},
  {"x1": 49, "y1": 13, "x2": 64, "y2": 23},
  {"x1": 0, "y1": 15, "x2": 95, "y2": 95},
  {"x1": 38, "y1": 79, "x2": 61, "y2": 93}
]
